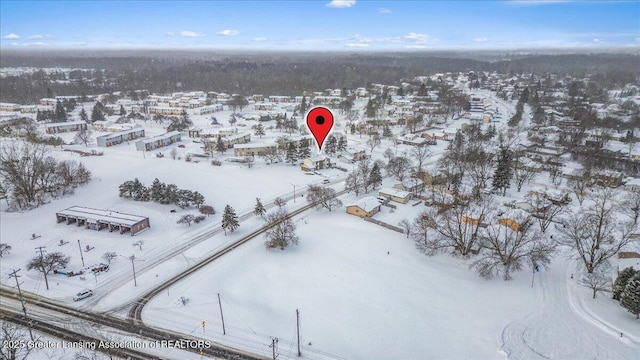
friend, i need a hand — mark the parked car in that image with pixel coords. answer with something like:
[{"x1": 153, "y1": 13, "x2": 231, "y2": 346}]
[
  {"x1": 322, "y1": 179, "x2": 330, "y2": 184},
  {"x1": 178, "y1": 144, "x2": 186, "y2": 148},
  {"x1": 73, "y1": 289, "x2": 93, "y2": 301}
]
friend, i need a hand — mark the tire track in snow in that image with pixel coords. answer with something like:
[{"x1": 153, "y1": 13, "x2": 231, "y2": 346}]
[{"x1": 501, "y1": 260, "x2": 639, "y2": 359}]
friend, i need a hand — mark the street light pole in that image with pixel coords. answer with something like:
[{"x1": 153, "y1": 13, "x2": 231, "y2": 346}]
[{"x1": 290, "y1": 183, "x2": 297, "y2": 203}]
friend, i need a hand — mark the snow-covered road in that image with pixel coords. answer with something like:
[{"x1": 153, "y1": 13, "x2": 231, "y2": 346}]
[{"x1": 501, "y1": 260, "x2": 639, "y2": 359}]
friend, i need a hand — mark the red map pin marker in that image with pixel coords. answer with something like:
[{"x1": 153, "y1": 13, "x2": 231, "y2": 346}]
[{"x1": 306, "y1": 106, "x2": 334, "y2": 153}]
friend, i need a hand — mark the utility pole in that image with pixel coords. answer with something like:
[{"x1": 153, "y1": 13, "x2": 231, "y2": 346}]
[
  {"x1": 9, "y1": 269, "x2": 34, "y2": 340},
  {"x1": 77, "y1": 239, "x2": 85, "y2": 267},
  {"x1": 130, "y1": 255, "x2": 137, "y2": 287},
  {"x1": 34, "y1": 246, "x2": 49, "y2": 290},
  {"x1": 296, "y1": 309, "x2": 301, "y2": 356},
  {"x1": 217, "y1": 293, "x2": 226, "y2": 335},
  {"x1": 270, "y1": 337, "x2": 278, "y2": 360}
]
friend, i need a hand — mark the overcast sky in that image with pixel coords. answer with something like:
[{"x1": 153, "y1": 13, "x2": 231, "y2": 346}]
[{"x1": 1, "y1": 0, "x2": 638, "y2": 50}]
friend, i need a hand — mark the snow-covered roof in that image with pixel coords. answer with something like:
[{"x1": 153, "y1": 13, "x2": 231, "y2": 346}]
[
  {"x1": 57, "y1": 206, "x2": 147, "y2": 226},
  {"x1": 347, "y1": 196, "x2": 380, "y2": 213},
  {"x1": 379, "y1": 187, "x2": 412, "y2": 199}
]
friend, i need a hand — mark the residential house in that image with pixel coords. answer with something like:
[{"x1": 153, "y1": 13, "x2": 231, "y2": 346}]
[
  {"x1": 378, "y1": 187, "x2": 412, "y2": 204},
  {"x1": 0, "y1": 103, "x2": 20, "y2": 112},
  {"x1": 301, "y1": 156, "x2": 331, "y2": 172},
  {"x1": 617, "y1": 252, "x2": 640, "y2": 272},
  {"x1": 45, "y1": 121, "x2": 88, "y2": 134},
  {"x1": 394, "y1": 178, "x2": 425, "y2": 195},
  {"x1": 346, "y1": 196, "x2": 381, "y2": 218},
  {"x1": 135, "y1": 131, "x2": 181, "y2": 151},
  {"x1": 234, "y1": 143, "x2": 277, "y2": 157},
  {"x1": 96, "y1": 128, "x2": 145, "y2": 147},
  {"x1": 625, "y1": 178, "x2": 640, "y2": 192}
]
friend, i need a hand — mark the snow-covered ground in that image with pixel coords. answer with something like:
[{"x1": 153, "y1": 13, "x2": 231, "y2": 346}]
[{"x1": 1, "y1": 89, "x2": 639, "y2": 359}]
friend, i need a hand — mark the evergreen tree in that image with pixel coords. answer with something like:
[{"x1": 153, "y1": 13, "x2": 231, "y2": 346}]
[
  {"x1": 620, "y1": 273, "x2": 640, "y2": 319},
  {"x1": 254, "y1": 197, "x2": 266, "y2": 218},
  {"x1": 216, "y1": 136, "x2": 226, "y2": 153},
  {"x1": 91, "y1": 102, "x2": 105, "y2": 122},
  {"x1": 350, "y1": 124, "x2": 356, "y2": 134},
  {"x1": 492, "y1": 146, "x2": 513, "y2": 196},
  {"x1": 298, "y1": 142, "x2": 311, "y2": 159},
  {"x1": 365, "y1": 99, "x2": 377, "y2": 118},
  {"x1": 46, "y1": 87, "x2": 54, "y2": 99},
  {"x1": 300, "y1": 95, "x2": 308, "y2": 115},
  {"x1": 337, "y1": 135, "x2": 347, "y2": 152},
  {"x1": 383, "y1": 125, "x2": 392, "y2": 138},
  {"x1": 614, "y1": 267, "x2": 638, "y2": 300},
  {"x1": 79, "y1": 108, "x2": 88, "y2": 121},
  {"x1": 191, "y1": 191, "x2": 205, "y2": 208},
  {"x1": 254, "y1": 123, "x2": 265, "y2": 138},
  {"x1": 325, "y1": 135, "x2": 337, "y2": 155},
  {"x1": 221, "y1": 204, "x2": 239, "y2": 235},
  {"x1": 120, "y1": 104, "x2": 126, "y2": 116},
  {"x1": 367, "y1": 162, "x2": 383, "y2": 190},
  {"x1": 54, "y1": 100, "x2": 67, "y2": 122},
  {"x1": 149, "y1": 178, "x2": 165, "y2": 202},
  {"x1": 162, "y1": 184, "x2": 180, "y2": 205},
  {"x1": 286, "y1": 142, "x2": 298, "y2": 163}
]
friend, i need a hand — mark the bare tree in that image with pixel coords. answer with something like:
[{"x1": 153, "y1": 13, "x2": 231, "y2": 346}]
[
  {"x1": 273, "y1": 196, "x2": 287, "y2": 208},
  {"x1": 263, "y1": 148, "x2": 279, "y2": 164},
  {"x1": 525, "y1": 191, "x2": 565, "y2": 233},
  {"x1": 344, "y1": 170, "x2": 363, "y2": 196},
  {"x1": 569, "y1": 170, "x2": 590, "y2": 206},
  {"x1": 306, "y1": 185, "x2": 342, "y2": 211},
  {"x1": 410, "y1": 145, "x2": 431, "y2": 174},
  {"x1": 177, "y1": 214, "x2": 195, "y2": 226},
  {"x1": 582, "y1": 267, "x2": 612, "y2": 299},
  {"x1": 464, "y1": 146, "x2": 494, "y2": 198},
  {"x1": 264, "y1": 208, "x2": 299, "y2": 250},
  {"x1": 621, "y1": 191, "x2": 640, "y2": 225},
  {"x1": 366, "y1": 134, "x2": 381, "y2": 154},
  {"x1": 398, "y1": 219, "x2": 411, "y2": 238},
  {"x1": 385, "y1": 155, "x2": 412, "y2": 183},
  {"x1": 511, "y1": 152, "x2": 536, "y2": 192},
  {"x1": 27, "y1": 252, "x2": 70, "y2": 290},
  {"x1": 420, "y1": 198, "x2": 493, "y2": 256},
  {"x1": 170, "y1": 148, "x2": 177, "y2": 160},
  {"x1": 73, "y1": 128, "x2": 93, "y2": 147},
  {"x1": 412, "y1": 211, "x2": 434, "y2": 252},
  {"x1": 101, "y1": 251, "x2": 117, "y2": 264},
  {"x1": 245, "y1": 156, "x2": 255, "y2": 168},
  {"x1": 0, "y1": 321, "x2": 38, "y2": 360},
  {"x1": 0, "y1": 243, "x2": 12, "y2": 258},
  {"x1": 199, "y1": 205, "x2": 216, "y2": 217},
  {"x1": 356, "y1": 158, "x2": 372, "y2": 193},
  {"x1": 556, "y1": 188, "x2": 637, "y2": 273},
  {"x1": 472, "y1": 211, "x2": 551, "y2": 280}
]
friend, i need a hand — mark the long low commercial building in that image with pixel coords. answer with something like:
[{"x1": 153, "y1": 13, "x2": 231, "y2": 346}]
[{"x1": 56, "y1": 206, "x2": 150, "y2": 236}]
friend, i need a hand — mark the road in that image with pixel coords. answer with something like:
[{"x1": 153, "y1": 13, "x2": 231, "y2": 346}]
[
  {"x1": 0, "y1": 287, "x2": 265, "y2": 359},
  {"x1": 500, "y1": 260, "x2": 639, "y2": 359}
]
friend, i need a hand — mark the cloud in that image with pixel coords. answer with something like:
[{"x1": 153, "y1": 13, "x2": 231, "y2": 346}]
[
  {"x1": 325, "y1": 0, "x2": 356, "y2": 8},
  {"x1": 593, "y1": 38, "x2": 603, "y2": 43},
  {"x1": 217, "y1": 29, "x2": 239, "y2": 36},
  {"x1": 252, "y1": 37, "x2": 267, "y2": 42},
  {"x1": 3, "y1": 33, "x2": 20, "y2": 39},
  {"x1": 378, "y1": 7, "x2": 391, "y2": 13},
  {"x1": 345, "y1": 43, "x2": 369, "y2": 48},
  {"x1": 28, "y1": 35, "x2": 44, "y2": 39},
  {"x1": 473, "y1": 37, "x2": 489, "y2": 42},
  {"x1": 166, "y1": 32, "x2": 175, "y2": 37},
  {"x1": 10, "y1": 42, "x2": 18, "y2": 46},
  {"x1": 180, "y1": 30, "x2": 204, "y2": 37},
  {"x1": 403, "y1": 32, "x2": 437, "y2": 44}
]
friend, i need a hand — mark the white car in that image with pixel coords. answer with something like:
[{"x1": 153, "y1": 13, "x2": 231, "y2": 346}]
[
  {"x1": 73, "y1": 289, "x2": 93, "y2": 301},
  {"x1": 322, "y1": 179, "x2": 330, "y2": 184}
]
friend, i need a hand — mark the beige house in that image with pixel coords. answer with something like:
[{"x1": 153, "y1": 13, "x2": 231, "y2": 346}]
[
  {"x1": 234, "y1": 143, "x2": 277, "y2": 157},
  {"x1": 301, "y1": 156, "x2": 331, "y2": 172},
  {"x1": 346, "y1": 196, "x2": 381, "y2": 218},
  {"x1": 378, "y1": 187, "x2": 412, "y2": 204}
]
